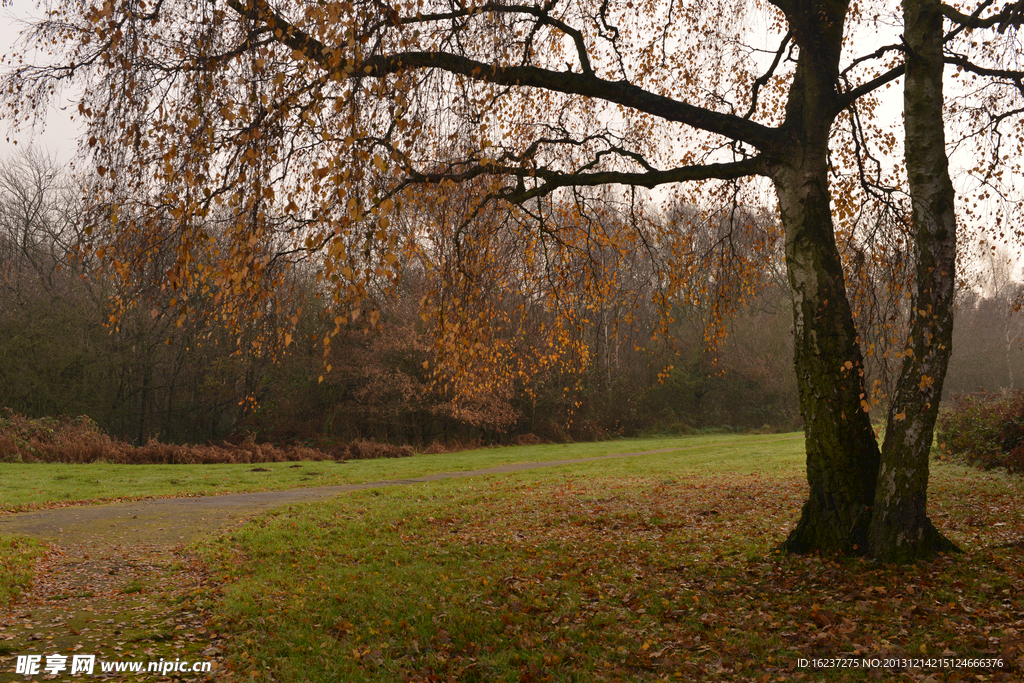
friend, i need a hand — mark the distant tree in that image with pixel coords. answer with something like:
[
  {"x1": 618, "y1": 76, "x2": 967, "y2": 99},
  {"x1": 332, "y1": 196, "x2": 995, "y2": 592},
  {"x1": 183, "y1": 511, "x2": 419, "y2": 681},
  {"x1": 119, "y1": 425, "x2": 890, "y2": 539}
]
[
  {"x1": 0, "y1": 149, "x2": 103, "y2": 417},
  {"x1": 0, "y1": 149, "x2": 77, "y2": 305}
]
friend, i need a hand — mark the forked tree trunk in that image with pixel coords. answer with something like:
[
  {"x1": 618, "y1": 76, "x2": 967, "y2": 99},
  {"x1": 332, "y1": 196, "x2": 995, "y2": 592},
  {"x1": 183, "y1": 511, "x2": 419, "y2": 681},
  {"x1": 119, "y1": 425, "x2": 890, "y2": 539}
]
[
  {"x1": 868, "y1": 0, "x2": 960, "y2": 562},
  {"x1": 770, "y1": 0, "x2": 883, "y2": 555}
]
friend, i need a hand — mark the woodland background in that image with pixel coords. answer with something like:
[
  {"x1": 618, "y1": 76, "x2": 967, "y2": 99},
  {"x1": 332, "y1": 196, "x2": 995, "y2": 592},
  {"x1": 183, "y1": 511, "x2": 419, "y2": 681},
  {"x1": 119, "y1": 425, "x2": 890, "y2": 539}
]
[{"x1": 1, "y1": 149, "x2": 1022, "y2": 450}]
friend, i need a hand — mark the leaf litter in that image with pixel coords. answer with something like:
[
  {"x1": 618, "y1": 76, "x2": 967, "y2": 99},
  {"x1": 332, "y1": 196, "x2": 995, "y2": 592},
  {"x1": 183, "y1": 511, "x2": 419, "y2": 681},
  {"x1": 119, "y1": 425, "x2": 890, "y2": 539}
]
[
  {"x1": 0, "y1": 540, "x2": 224, "y2": 681},
  {"x1": 203, "y1": 467, "x2": 1024, "y2": 682},
  {"x1": 2, "y1": 459, "x2": 1022, "y2": 682}
]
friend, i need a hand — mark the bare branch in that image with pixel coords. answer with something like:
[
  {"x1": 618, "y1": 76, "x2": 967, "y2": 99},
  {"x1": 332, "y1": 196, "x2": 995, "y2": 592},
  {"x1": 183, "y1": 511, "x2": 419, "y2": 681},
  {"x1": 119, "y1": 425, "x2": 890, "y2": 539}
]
[
  {"x1": 943, "y1": 0, "x2": 1024, "y2": 35},
  {"x1": 835, "y1": 65, "x2": 906, "y2": 113},
  {"x1": 377, "y1": 2, "x2": 597, "y2": 76},
  {"x1": 945, "y1": 52, "x2": 1024, "y2": 95},
  {"x1": 744, "y1": 30, "x2": 792, "y2": 120}
]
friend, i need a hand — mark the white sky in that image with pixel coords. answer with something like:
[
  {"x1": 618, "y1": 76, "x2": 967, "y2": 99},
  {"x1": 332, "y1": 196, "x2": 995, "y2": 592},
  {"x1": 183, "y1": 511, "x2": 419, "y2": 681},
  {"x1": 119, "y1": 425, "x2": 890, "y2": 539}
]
[{"x1": 0, "y1": 5, "x2": 82, "y2": 162}]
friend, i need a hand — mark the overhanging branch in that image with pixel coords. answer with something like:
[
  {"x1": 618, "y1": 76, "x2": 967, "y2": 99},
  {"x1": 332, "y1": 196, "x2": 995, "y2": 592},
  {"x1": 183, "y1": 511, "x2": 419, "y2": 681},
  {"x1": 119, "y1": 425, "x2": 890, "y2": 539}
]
[
  {"x1": 943, "y1": 0, "x2": 1024, "y2": 35},
  {"x1": 225, "y1": 0, "x2": 781, "y2": 152},
  {"x1": 945, "y1": 53, "x2": 1024, "y2": 94},
  {"x1": 835, "y1": 65, "x2": 906, "y2": 113},
  {"x1": 395, "y1": 156, "x2": 767, "y2": 205},
  {"x1": 360, "y1": 52, "x2": 778, "y2": 150}
]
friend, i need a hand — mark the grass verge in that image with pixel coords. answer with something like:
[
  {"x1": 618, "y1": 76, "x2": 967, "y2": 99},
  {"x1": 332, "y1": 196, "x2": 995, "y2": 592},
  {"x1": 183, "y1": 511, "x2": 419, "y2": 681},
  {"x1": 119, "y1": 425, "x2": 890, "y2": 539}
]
[
  {"x1": 0, "y1": 536, "x2": 43, "y2": 609},
  {"x1": 0, "y1": 542, "x2": 224, "y2": 680},
  {"x1": 0, "y1": 433, "x2": 802, "y2": 513},
  {"x1": 199, "y1": 446, "x2": 1024, "y2": 681}
]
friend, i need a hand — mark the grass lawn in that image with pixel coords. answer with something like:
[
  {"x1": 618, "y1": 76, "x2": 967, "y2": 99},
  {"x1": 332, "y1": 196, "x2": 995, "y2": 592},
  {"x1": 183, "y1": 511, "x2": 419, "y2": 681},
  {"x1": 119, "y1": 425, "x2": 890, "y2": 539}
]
[
  {"x1": 197, "y1": 441, "x2": 1023, "y2": 681},
  {"x1": 2, "y1": 433, "x2": 1023, "y2": 681},
  {"x1": 0, "y1": 433, "x2": 802, "y2": 513},
  {"x1": 0, "y1": 535, "x2": 43, "y2": 608}
]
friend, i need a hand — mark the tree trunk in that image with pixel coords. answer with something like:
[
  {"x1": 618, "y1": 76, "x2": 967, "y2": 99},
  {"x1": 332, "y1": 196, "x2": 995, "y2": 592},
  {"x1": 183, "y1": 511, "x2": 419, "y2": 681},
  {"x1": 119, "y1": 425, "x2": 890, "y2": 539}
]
[
  {"x1": 774, "y1": 163, "x2": 881, "y2": 555},
  {"x1": 772, "y1": 0, "x2": 882, "y2": 555},
  {"x1": 868, "y1": 0, "x2": 960, "y2": 562}
]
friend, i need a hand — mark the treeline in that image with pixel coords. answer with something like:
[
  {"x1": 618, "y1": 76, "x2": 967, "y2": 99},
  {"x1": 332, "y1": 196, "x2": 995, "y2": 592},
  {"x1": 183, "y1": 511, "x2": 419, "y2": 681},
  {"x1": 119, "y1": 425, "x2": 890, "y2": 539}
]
[{"x1": 0, "y1": 150, "x2": 1020, "y2": 448}]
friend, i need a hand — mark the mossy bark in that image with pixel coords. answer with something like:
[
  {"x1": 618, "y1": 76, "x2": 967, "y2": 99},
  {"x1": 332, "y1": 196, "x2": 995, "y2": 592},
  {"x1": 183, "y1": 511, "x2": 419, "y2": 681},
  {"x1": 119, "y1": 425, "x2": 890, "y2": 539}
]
[
  {"x1": 868, "y1": 0, "x2": 960, "y2": 562},
  {"x1": 773, "y1": 163, "x2": 881, "y2": 555},
  {"x1": 770, "y1": 0, "x2": 882, "y2": 555}
]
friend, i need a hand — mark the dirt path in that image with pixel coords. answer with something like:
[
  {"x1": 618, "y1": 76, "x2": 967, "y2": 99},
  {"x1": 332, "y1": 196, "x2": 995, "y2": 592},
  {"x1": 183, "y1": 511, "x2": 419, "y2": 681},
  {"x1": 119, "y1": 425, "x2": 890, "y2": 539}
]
[{"x1": 0, "y1": 443, "x2": 789, "y2": 545}]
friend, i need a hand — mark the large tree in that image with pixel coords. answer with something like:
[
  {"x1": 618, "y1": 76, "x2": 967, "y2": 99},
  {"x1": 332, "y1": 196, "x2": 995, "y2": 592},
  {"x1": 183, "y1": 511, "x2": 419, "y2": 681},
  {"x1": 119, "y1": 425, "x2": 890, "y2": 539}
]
[{"x1": 4, "y1": 0, "x2": 1023, "y2": 560}]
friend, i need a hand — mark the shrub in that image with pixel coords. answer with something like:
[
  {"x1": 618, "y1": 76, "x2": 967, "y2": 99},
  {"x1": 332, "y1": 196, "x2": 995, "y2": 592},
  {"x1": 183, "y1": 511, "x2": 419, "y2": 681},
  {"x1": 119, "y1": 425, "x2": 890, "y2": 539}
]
[
  {"x1": 342, "y1": 440, "x2": 414, "y2": 460},
  {"x1": 935, "y1": 391, "x2": 1024, "y2": 474},
  {"x1": 0, "y1": 434, "x2": 20, "y2": 462},
  {"x1": 0, "y1": 409, "x2": 412, "y2": 464},
  {"x1": 512, "y1": 433, "x2": 545, "y2": 446}
]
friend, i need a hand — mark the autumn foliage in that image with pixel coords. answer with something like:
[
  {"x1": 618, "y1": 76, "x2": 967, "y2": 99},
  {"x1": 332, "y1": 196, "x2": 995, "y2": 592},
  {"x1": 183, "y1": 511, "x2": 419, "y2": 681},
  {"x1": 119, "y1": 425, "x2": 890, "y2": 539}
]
[
  {"x1": 0, "y1": 149, "x2": 805, "y2": 446},
  {"x1": 4, "y1": 0, "x2": 1024, "y2": 560}
]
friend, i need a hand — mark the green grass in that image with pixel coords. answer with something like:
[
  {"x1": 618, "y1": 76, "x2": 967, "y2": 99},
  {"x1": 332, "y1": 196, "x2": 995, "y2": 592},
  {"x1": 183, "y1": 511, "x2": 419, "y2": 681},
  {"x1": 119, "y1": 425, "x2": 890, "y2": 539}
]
[
  {"x1": 4, "y1": 434, "x2": 1021, "y2": 681},
  {"x1": 0, "y1": 433, "x2": 803, "y2": 512},
  {"x1": 0, "y1": 534, "x2": 45, "y2": 607},
  {"x1": 197, "y1": 442, "x2": 1024, "y2": 681},
  {"x1": 0, "y1": 433, "x2": 801, "y2": 622}
]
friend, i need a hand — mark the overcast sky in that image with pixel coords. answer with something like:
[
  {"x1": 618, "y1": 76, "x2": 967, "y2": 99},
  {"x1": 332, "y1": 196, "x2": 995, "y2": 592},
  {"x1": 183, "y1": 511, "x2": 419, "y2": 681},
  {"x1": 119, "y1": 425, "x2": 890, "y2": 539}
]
[{"x1": 0, "y1": 4, "x2": 82, "y2": 162}]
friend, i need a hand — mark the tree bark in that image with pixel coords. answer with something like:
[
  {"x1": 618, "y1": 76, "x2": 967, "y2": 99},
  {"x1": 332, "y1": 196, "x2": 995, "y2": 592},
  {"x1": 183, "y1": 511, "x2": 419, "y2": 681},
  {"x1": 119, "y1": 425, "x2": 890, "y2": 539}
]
[
  {"x1": 773, "y1": 163, "x2": 881, "y2": 555},
  {"x1": 771, "y1": 0, "x2": 882, "y2": 555},
  {"x1": 868, "y1": 0, "x2": 960, "y2": 562}
]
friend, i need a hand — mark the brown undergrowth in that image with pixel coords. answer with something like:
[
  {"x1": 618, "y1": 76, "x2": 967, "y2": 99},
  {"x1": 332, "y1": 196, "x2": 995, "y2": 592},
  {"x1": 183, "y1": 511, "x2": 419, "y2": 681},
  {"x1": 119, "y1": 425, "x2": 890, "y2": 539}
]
[{"x1": 0, "y1": 410, "x2": 413, "y2": 464}]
